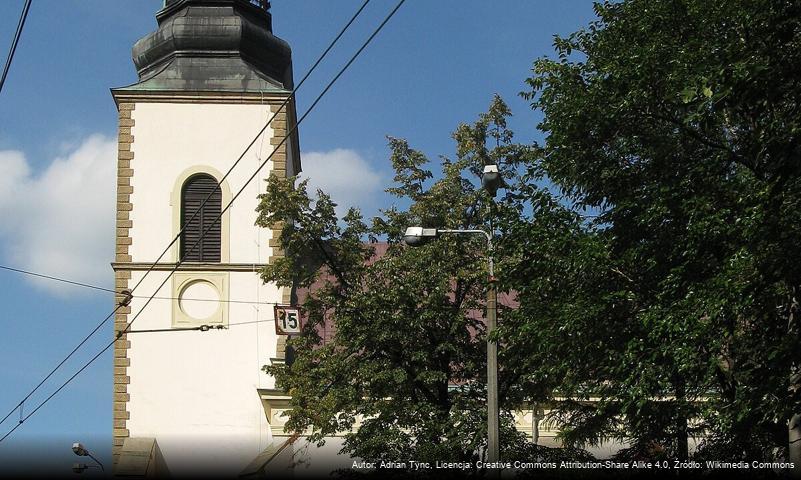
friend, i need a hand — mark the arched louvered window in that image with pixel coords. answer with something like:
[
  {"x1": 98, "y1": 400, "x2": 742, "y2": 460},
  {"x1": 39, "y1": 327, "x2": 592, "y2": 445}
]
[{"x1": 181, "y1": 174, "x2": 222, "y2": 262}]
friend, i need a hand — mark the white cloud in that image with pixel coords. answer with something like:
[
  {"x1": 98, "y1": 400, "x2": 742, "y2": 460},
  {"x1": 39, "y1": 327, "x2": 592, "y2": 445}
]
[
  {"x1": 0, "y1": 143, "x2": 381, "y2": 295},
  {"x1": 299, "y1": 148, "x2": 383, "y2": 217},
  {"x1": 0, "y1": 135, "x2": 116, "y2": 296}
]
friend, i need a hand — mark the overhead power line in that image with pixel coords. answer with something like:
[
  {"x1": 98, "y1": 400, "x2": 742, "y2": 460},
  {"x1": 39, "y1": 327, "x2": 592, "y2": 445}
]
[
  {"x1": 0, "y1": 0, "x2": 32, "y2": 95},
  {"x1": 0, "y1": 264, "x2": 117, "y2": 294},
  {"x1": 0, "y1": 263, "x2": 286, "y2": 306},
  {"x1": 0, "y1": 306, "x2": 123, "y2": 429},
  {"x1": 0, "y1": 0, "x2": 374, "y2": 436},
  {"x1": 0, "y1": 317, "x2": 288, "y2": 443},
  {"x1": 116, "y1": 0, "x2": 407, "y2": 348},
  {"x1": 123, "y1": 0, "x2": 373, "y2": 301},
  {"x1": 127, "y1": 318, "x2": 279, "y2": 334},
  {"x1": 0, "y1": 0, "x2": 407, "y2": 443}
]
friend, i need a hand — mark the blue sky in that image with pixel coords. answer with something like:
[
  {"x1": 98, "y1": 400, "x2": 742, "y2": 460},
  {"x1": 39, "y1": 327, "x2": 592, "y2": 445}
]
[{"x1": 0, "y1": 0, "x2": 597, "y2": 471}]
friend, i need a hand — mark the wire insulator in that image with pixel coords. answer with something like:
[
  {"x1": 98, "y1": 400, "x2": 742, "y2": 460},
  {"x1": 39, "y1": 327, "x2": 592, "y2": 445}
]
[{"x1": 118, "y1": 290, "x2": 133, "y2": 307}]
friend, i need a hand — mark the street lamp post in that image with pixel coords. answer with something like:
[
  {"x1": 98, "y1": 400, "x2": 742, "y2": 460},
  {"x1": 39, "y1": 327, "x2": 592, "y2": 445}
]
[
  {"x1": 402, "y1": 163, "x2": 503, "y2": 468},
  {"x1": 71, "y1": 442, "x2": 104, "y2": 474},
  {"x1": 402, "y1": 226, "x2": 499, "y2": 465},
  {"x1": 438, "y1": 228, "x2": 498, "y2": 465}
]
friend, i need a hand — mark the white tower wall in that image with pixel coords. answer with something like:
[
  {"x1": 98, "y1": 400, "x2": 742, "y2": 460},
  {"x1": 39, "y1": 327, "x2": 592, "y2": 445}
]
[{"x1": 111, "y1": 97, "x2": 296, "y2": 475}]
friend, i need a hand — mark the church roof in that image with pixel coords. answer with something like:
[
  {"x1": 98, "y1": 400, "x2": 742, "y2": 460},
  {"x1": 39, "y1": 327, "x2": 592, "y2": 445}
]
[{"x1": 116, "y1": 0, "x2": 293, "y2": 94}]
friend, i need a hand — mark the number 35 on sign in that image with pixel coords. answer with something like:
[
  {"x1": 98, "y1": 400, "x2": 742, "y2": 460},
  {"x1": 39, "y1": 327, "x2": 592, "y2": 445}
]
[{"x1": 274, "y1": 305, "x2": 301, "y2": 335}]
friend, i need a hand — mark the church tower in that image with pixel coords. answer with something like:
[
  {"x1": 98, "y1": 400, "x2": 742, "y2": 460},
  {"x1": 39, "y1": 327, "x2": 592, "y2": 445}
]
[{"x1": 110, "y1": 0, "x2": 299, "y2": 474}]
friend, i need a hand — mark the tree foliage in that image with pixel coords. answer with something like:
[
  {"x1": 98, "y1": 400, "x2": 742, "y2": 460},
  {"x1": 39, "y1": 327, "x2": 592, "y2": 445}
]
[
  {"x1": 520, "y1": 0, "x2": 801, "y2": 460},
  {"x1": 257, "y1": 97, "x2": 542, "y2": 467},
  {"x1": 257, "y1": 0, "x2": 801, "y2": 467}
]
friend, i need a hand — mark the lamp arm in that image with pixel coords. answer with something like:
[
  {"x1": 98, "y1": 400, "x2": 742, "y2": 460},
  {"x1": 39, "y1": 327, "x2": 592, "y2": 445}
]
[{"x1": 87, "y1": 453, "x2": 104, "y2": 471}]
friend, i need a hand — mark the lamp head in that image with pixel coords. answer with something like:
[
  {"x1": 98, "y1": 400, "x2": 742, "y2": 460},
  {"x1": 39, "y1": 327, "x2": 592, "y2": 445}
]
[
  {"x1": 481, "y1": 164, "x2": 501, "y2": 197},
  {"x1": 402, "y1": 227, "x2": 438, "y2": 247},
  {"x1": 72, "y1": 442, "x2": 88, "y2": 456}
]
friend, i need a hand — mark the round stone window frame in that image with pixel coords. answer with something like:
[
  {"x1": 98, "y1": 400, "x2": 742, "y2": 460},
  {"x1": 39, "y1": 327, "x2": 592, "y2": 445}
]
[{"x1": 172, "y1": 272, "x2": 229, "y2": 327}]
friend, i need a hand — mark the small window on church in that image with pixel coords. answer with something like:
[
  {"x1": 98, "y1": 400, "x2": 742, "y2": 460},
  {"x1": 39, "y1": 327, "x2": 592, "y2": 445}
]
[{"x1": 181, "y1": 174, "x2": 222, "y2": 262}]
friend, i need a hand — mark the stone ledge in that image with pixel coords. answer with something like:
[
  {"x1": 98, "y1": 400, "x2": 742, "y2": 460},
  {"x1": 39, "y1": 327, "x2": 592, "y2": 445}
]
[
  {"x1": 111, "y1": 262, "x2": 268, "y2": 272},
  {"x1": 113, "y1": 90, "x2": 292, "y2": 105}
]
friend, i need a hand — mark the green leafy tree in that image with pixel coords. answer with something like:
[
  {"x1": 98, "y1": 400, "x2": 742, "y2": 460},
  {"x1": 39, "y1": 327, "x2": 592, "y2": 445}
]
[
  {"x1": 257, "y1": 97, "x2": 544, "y2": 469},
  {"x1": 521, "y1": 0, "x2": 801, "y2": 461}
]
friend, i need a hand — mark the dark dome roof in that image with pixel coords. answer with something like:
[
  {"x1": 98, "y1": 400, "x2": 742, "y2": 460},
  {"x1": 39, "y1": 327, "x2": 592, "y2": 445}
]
[{"x1": 125, "y1": 0, "x2": 293, "y2": 93}]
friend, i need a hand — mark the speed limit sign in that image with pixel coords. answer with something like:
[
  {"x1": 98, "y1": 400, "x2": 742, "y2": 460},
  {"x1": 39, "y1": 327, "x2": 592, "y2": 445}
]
[{"x1": 274, "y1": 305, "x2": 301, "y2": 335}]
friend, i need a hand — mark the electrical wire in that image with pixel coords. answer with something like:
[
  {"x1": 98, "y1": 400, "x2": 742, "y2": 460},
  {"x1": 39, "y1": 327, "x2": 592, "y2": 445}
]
[
  {"x1": 0, "y1": 0, "x2": 32, "y2": 95},
  {"x1": 127, "y1": 325, "x2": 228, "y2": 334},
  {"x1": 0, "y1": 264, "x2": 288, "y2": 333},
  {"x1": 0, "y1": 0, "x2": 371, "y2": 433},
  {"x1": 0, "y1": 263, "x2": 285, "y2": 306},
  {"x1": 0, "y1": 264, "x2": 117, "y2": 294},
  {"x1": 0, "y1": 306, "x2": 122, "y2": 429},
  {"x1": 0, "y1": 0, "x2": 406, "y2": 443},
  {"x1": 126, "y1": 318, "x2": 278, "y2": 334},
  {"x1": 0, "y1": 333, "x2": 116, "y2": 443},
  {"x1": 0, "y1": 316, "x2": 290, "y2": 442},
  {"x1": 124, "y1": 0, "x2": 372, "y2": 299},
  {"x1": 119, "y1": 0, "x2": 408, "y2": 345}
]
